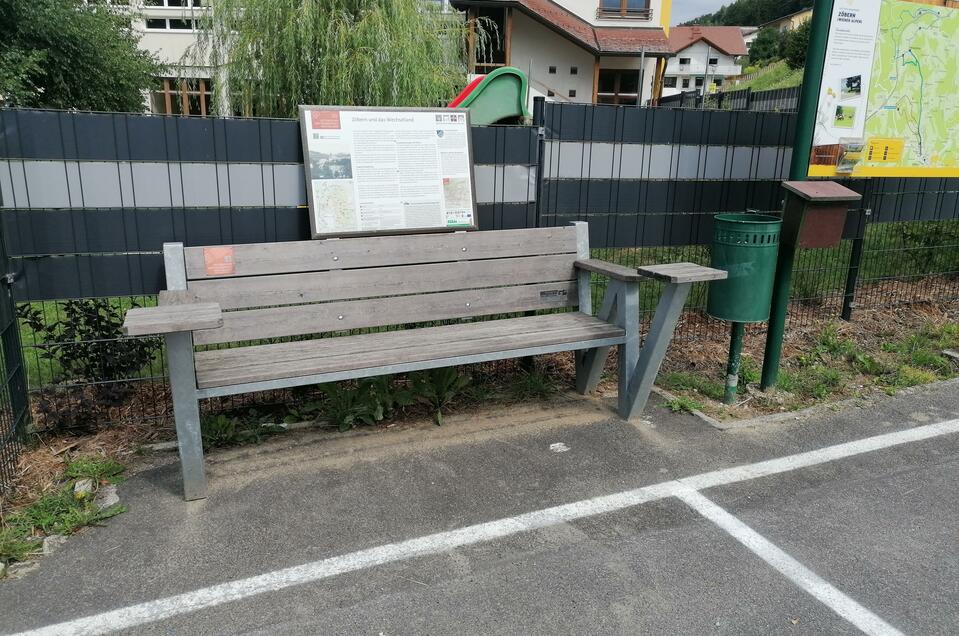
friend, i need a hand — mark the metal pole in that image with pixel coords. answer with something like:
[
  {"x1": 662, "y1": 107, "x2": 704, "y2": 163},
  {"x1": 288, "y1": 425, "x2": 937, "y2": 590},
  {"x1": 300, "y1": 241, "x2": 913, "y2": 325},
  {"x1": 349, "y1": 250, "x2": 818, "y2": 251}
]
[
  {"x1": 842, "y1": 180, "x2": 872, "y2": 321},
  {"x1": 724, "y1": 322, "x2": 745, "y2": 405},
  {"x1": 760, "y1": 0, "x2": 835, "y2": 390},
  {"x1": 638, "y1": 47, "x2": 646, "y2": 105},
  {"x1": 701, "y1": 44, "x2": 711, "y2": 109},
  {"x1": 532, "y1": 96, "x2": 546, "y2": 229}
]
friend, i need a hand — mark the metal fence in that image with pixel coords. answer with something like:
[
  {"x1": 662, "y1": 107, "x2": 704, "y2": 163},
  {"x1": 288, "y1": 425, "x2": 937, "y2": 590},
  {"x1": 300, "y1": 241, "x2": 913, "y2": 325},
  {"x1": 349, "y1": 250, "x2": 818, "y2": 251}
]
[
  {"x1": 660, "y1": 86, "x2": 801, "y2": 113},
  {"x1": 1, "y1": 104, "x2": 958, "y2": 486}
]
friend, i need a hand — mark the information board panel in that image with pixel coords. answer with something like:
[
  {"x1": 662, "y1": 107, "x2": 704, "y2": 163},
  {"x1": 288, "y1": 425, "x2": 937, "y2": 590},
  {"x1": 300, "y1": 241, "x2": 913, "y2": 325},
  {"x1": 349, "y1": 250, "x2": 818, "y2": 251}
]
[
  {"x1": 809, "y1": 0, "x2": 959, "y2": 178},
  {"x1": 299, "y1": 106, "x2": 477, "y2": 238}
]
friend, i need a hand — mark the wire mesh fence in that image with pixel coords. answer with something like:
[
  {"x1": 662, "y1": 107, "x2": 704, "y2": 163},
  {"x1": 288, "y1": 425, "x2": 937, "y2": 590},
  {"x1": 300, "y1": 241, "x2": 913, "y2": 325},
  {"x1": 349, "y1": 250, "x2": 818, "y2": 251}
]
[
  {"x1": 660, "y1": 86, "x2": 801, "y2": 113},
  {"x1": 2, "y1": 105, "x2": 959, "y2": 479}
]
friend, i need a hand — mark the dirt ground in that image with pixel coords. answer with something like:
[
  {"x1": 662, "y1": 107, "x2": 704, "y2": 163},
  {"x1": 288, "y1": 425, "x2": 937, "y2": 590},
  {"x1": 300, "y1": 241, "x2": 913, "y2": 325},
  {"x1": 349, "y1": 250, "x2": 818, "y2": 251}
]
[{"x1": 6, "y1": 277, "x2": 959, "y2": 511}]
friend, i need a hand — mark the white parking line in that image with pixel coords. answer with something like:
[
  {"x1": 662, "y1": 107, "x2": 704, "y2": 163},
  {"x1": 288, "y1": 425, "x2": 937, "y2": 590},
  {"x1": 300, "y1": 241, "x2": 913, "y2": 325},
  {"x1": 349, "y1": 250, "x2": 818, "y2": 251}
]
[
  {"x1": 14, "y1": 418, "x2": 959, "y2": 636},
  {"x1": 675, "y1": 485, "x2": 905, "y2": 636}
]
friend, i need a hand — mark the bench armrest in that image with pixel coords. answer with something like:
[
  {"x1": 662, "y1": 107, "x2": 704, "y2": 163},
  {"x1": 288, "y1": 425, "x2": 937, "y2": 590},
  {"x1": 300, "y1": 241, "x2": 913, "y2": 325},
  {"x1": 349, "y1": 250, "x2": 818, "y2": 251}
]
[
  {"x1": 123, "y1": 303, "x2": 222, "y2": 337},
  {"x1": 636, "y1": 263, "x2": 727, "y2": 284},
  {"x1": 575, "y1": 259, "x2": 644, "y2": 283}
]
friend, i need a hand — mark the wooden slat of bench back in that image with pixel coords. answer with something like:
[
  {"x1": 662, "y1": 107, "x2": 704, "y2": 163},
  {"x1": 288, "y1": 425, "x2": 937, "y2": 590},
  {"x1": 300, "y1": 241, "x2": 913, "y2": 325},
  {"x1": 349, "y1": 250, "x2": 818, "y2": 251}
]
[
  {"x1": 184, "y1": 254, "x2": 576, "y2": 310},
  {"x1": 193, "y1": 281, "x2": 578, "y2": 345},
  {"x1": 183, "y1": 227, "x2": 578, "y2": 280}
]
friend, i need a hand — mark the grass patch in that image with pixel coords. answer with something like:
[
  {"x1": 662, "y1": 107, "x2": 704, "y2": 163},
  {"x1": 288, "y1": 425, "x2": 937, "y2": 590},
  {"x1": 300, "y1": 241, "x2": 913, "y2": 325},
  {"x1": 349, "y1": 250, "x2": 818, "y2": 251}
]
[
  {"x1": 2, "y1": 456, "x2": 128, "y2": 571},
  {"x1": 62, "y1": 456, "x2": 126, "y2": 484},
  {"x1": 660, "y1": 371, "x2": 725, "y2": 402},
  {"x1": 508, "y1": 366, "x2": 560, "y2": 401},
  {"x1": 665, "y1": 396, "x2": 704, "y2": 414},
  {"x1": 728, "y1": 61, "x2": 805, "y2": 92}
]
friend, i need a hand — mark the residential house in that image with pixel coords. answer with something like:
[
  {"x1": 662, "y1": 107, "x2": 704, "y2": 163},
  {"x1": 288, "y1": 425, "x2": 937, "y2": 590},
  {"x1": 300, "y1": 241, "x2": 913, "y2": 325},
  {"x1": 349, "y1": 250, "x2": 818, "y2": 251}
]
[
  {"x1": 662, "y1": 26, "x2": 748, "y2": 97},
  {"x1": 133, "y1": 0, "x2": 215, "y2": 116},
  {"x1": 741, "y1": 26, "x2": 759, "y2": 52},
  {"x1": 451, "y1": 0, "x2": 673, "y2": 107},
  {"x1": 760, "y1": 8, "x2": 813, "y2": 33}
]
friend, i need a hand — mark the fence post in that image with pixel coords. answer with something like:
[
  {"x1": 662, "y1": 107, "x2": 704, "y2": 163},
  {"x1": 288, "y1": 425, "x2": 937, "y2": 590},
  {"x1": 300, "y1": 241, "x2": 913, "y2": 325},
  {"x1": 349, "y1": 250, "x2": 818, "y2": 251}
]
[
  {"x1": 841, "y1": 234, "x2": 866, "y2": 321},
  {"x1": 744, "y1": 87, "x2": 753, "y2": 111},
  {"x1": 841, "y1": 183, "x2": 872, "y2": 321},
  {"x1": 532, "y1": 96, "x2": 546, "y2": 229}
]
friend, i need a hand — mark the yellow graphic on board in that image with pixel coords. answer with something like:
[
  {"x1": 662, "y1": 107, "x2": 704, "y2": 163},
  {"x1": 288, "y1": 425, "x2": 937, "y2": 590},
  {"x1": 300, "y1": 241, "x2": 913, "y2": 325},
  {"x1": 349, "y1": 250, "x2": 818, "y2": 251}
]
[{"x1": 865, "y1": 138, "x2": 905, "y2": 163}]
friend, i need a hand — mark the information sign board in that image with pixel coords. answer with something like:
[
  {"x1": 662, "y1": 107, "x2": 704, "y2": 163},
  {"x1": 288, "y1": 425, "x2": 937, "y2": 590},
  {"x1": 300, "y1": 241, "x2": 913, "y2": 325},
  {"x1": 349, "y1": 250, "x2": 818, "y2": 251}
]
[{"x1": 299, "y1": 106, "x2": 477, "y2": 237}]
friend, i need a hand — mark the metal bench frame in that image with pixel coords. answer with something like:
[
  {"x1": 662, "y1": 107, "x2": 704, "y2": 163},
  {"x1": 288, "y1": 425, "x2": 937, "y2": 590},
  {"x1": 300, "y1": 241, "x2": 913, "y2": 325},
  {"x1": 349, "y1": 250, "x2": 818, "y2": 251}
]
[{"x1": 123, "y1": 223, "x2": 724, "y2": 500}]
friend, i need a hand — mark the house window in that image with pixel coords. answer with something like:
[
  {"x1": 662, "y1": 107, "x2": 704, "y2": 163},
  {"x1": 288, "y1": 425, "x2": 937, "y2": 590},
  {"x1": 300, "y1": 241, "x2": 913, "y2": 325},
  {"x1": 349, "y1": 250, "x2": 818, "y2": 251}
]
[
  {"x1": 150, "y1": 77, "x2": 214, "y2": 116},
  {"x1": 471, "y1": 7, "x2": 507, "y2": 74},
  {"x1": 568, "y1": 89, "x2": 577, "y2": 98},
  {"x1": 713, "y1": 77, "x2": 724, "y2": 87},
  {"x1": 145, "y1": 18, "x2": 197, "y2": 30},
  {"x1": 143, "y1": 0, "x2": 204, "y2": 6},
  {"x1": 708, "y1": 57, "x2": 719, "y2": 66},
  {"x1": 570, "y1": 66, "x2": 578, "y2": 75},
  {"x1": 597, "y1": 0, "x2": 651, "y2": 19},
  {"x1": 663, "y1": 76, "x2": 677, "y2": 88},
  {"x1": 596, "y1": 69, "x2": 640, "y2": 105},
  {"x1": 695, "y1": 77, "x2": 705, "y2": 87},
  {"x1": 547, "y1": 90, "x2": 555, "y2": 97},
  {"x1": 548, "y1": 66, "x2": 557, "y2": 74},
  {"x1": 681, "y1": 78, "x2": 690, "y2": 89}
]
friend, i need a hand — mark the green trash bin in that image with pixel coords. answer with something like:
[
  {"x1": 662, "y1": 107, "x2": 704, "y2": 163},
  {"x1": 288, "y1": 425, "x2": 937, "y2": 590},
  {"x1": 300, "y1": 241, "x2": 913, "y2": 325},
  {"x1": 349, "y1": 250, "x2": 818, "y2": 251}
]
[{"x1": 707, "y1": 213, "x2": 782, "y2": 324}]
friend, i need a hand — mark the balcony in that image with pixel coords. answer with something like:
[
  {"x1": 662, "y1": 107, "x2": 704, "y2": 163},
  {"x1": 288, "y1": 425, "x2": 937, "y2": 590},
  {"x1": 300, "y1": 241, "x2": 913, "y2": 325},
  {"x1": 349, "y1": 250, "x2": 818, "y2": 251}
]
[{"x1": 596, "y1": 7, "x2": 653, "y2": 21}]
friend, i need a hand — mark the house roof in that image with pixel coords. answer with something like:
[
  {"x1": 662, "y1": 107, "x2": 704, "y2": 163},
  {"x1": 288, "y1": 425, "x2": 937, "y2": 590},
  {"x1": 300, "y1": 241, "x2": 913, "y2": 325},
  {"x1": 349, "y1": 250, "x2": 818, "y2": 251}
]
[
  {"x1": 668, "y1": 26, "x2": 748, "y2": 56},
  {"x1": 758, "y1": 8, "x2": 814, "y2": 30},
  {"x1": 451, "y1": 0, "x2": 671, "y2": 56}
]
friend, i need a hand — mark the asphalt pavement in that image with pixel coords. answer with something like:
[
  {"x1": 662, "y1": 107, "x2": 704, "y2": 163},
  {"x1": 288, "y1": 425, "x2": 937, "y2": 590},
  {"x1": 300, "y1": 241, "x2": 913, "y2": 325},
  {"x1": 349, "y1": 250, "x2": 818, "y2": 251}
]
[{"x1": 2, "y1": 381, "x2": 958, "y2": 635}]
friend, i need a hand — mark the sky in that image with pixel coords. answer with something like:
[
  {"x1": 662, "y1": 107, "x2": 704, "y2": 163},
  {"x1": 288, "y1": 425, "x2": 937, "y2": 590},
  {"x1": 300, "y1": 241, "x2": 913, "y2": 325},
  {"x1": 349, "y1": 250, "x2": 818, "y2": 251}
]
[{"x1": 671, "y1": 0, "x2": 728, "y2": 26}]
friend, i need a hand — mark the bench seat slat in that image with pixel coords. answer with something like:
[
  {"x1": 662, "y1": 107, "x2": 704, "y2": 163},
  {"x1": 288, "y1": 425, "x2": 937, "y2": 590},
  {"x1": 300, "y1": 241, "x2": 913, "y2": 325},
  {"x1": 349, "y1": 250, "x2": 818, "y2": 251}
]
[
  {"x1": 195, "y1": 313, "x2": 583, "y2": 369},
  {"x1": 193, "y1": 282, "x2": 578, "y2": 345},
  {"x1": 195, "y1": 313, "x2": 624, "y2": 389},
  {"x1": 183, "y1": 254, "x2": 576, "y2": 310},
  {"x1": 184, "y1": 227, "x2": 578, "y2": 280}
]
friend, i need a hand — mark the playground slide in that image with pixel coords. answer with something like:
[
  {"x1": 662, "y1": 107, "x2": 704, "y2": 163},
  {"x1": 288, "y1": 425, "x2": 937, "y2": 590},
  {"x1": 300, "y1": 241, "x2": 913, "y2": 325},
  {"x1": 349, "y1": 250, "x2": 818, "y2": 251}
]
[{"x1": 448, "y1": 67, "x2": 531, "y2": 126}]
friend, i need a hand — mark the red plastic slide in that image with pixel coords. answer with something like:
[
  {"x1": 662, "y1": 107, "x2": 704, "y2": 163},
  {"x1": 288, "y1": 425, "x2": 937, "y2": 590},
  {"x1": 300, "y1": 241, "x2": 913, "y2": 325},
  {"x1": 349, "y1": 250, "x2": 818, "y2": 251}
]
[{"x1": 448, "y1": 75, "x2": 486, "y2": 108}]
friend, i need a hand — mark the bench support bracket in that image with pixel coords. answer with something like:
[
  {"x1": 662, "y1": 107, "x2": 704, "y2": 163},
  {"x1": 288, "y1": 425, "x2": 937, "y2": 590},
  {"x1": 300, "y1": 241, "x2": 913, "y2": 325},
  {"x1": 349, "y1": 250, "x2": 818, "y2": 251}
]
[
  {"x1": 575, "y1": 280, "x2": 619, "y2": 394},
  {"x1": 620, "y1": 281, "x2": 693, "y2": 420},
  {"x1": 166, "y1": 331, "x2": 207, "y2": 500}
]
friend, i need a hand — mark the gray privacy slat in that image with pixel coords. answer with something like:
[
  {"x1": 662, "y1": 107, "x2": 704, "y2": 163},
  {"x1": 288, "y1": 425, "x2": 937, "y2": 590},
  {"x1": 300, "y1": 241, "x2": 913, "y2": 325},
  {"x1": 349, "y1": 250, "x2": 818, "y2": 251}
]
[
  {"x1": 131, "y1": 163, "x2": 174, "y2": 207},
  {"x1": 193, "y1": 281, "x2": 579, "y2": 345},
  {"x1": 183, "y1": 226, "x2": 578, "y2": 279},
  {"x1": 185, "y1": 253, "x2": 576, "y2": 309},
  {"x1": 23, "y1": 162, "x2": 70, "y2": 209}
]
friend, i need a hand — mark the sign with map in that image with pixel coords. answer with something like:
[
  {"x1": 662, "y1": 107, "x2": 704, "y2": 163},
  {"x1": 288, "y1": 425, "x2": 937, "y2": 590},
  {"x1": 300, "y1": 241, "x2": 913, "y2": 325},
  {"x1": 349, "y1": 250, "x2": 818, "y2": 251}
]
[
  {"x1": 809, "y1": 0, "x2": 959, "y2": 178},
  {"x1": 299, "y1": 106, "x2": 477, "y2": 238}
]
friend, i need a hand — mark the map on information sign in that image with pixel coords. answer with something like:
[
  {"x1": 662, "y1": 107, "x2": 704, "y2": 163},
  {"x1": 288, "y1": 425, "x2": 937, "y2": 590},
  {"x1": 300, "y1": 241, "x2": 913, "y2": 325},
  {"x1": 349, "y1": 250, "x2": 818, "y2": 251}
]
[{"x1": 809, "y1": 0, "x2": 959, "y2": 178}]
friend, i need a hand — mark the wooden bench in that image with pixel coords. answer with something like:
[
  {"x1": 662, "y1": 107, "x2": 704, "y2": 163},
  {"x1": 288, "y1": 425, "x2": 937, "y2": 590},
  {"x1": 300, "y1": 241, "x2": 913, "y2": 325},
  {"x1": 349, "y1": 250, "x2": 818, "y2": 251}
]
[{"x1": 123, "y1": 223, "x2": 724, "y2": 500}]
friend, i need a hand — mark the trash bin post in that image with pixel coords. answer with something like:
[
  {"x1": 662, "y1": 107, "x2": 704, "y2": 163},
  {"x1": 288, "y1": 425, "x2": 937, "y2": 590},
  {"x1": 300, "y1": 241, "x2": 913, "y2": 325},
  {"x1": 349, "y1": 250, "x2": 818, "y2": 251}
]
[{"x1": 759, "y1": 181, "x2": 862, "y2": 390}]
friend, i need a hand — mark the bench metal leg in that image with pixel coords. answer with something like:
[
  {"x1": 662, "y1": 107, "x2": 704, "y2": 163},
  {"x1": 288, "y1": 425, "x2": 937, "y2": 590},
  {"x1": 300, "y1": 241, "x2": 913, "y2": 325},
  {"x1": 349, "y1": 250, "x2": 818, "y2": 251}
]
[
  {"x1": 620, "y1": 282, "x2": 692, "y2": 420},
  {"x1": 616, "y1": 281, "x2": 641, "y2": 417},
  {"x1": 576, "y1": 280, "x2": 619, "y2": 395},
  {"x1": 165, "y1": 331, "x2": 207, "y2": 500}
]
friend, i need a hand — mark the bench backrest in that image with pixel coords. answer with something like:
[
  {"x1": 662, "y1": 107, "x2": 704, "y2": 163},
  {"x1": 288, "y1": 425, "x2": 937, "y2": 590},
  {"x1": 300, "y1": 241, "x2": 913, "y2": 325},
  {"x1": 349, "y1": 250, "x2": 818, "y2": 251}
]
[{"x1": 161, "y1": 224, "x2": 590, "y2": 346}]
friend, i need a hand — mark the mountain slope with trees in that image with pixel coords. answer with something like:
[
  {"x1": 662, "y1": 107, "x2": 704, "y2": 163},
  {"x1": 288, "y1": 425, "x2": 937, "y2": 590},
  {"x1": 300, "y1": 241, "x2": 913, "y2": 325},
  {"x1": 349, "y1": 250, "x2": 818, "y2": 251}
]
[{"x1": 686, "y1": 0, "x2": 813, "y2": 26}]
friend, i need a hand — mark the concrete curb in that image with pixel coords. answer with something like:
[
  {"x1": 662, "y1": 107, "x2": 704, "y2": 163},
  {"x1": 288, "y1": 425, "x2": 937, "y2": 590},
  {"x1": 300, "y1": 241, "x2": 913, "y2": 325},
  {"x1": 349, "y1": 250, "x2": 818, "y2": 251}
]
[
  {"x1": 710, "y1": 376, "x2": 959, "y2": 431},
  {"x1": 650, "y1": 386, "x2": 725, "y2": 429}
]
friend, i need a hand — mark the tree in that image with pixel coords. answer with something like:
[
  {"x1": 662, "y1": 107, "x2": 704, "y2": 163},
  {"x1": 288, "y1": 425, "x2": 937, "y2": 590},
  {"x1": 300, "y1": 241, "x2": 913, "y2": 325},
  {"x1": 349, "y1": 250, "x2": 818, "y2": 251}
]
[
  {"x1": 0, "y1": 0, "x2": 164, "y2": 111},
  {"x1": 781, "y1": 19, "x2": 811, "y2": 70},
  {"x1": 749, "y1": 28, "x2": 784, "y2": 65},
  {"x1": 194, "y1": 0, "x2": 480, "y2": 119},
  {"x1": 686, "y1": 0, "x2": 813, "y2": 27}
]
